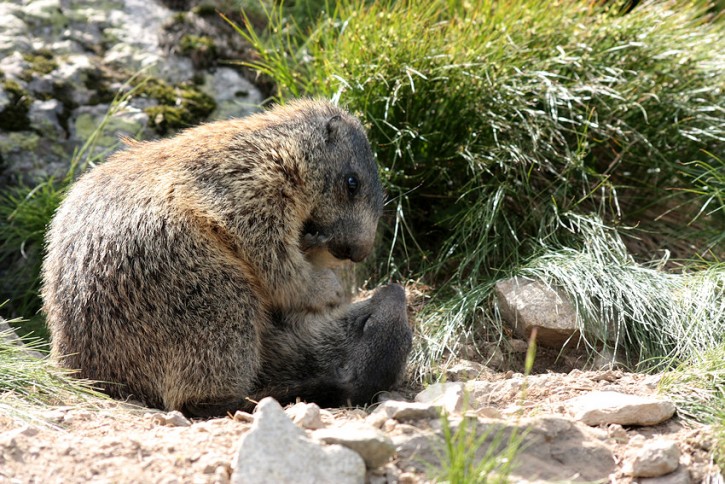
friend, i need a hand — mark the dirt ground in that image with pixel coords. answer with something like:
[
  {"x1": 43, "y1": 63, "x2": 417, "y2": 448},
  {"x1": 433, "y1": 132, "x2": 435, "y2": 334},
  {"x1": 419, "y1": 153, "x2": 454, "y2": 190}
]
[{"x1": 0, "y1": 366, "x2": 720, "y2": 484}]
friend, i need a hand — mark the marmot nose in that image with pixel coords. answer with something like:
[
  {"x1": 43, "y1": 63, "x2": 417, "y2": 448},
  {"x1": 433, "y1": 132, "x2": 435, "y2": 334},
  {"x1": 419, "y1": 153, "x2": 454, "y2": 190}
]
[{"x1": 331, "y1": 243, "x2": 371, "y2": 263}]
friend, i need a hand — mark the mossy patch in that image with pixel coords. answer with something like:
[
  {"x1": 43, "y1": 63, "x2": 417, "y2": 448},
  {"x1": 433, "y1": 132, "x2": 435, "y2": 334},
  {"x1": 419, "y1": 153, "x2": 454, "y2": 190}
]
[
  {"x1": 136, "y1": 78, "x2": 216, "y2": 135},
  {"x1": 19, "y1": 50, "x2": 59, "y2": 81},
  {"x1": 0, "y1": 81, "x2": 32, "y2": 131},
  {"x1": 179, "y1": 34, "x2": 218, "y2": 69}
]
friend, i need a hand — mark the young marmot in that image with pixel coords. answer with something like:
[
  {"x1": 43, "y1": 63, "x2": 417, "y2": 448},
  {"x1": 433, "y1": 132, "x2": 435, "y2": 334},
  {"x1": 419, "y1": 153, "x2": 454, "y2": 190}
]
[{"x1": 42, "y1": 99, "x2": 411, "y2": 416}]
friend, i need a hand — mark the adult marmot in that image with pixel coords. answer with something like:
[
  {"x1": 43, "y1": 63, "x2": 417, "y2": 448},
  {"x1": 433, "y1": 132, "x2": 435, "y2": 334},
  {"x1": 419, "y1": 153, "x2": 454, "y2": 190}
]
[{"x1": 42, "y1": 99, "x2": 411, "y2": 416}]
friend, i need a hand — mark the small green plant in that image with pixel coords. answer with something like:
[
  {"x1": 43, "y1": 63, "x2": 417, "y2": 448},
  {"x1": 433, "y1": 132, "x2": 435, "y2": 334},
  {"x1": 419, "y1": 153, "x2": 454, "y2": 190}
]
[
  {"x1": 658, "y1": 343, "x2": 725, "y2": 424},
  {"x1": 434, "y1": 411, "x2": 522, "y2": 483},
  {"x1": 658, "y1": 343, "x2": 725, "y2": 472}
]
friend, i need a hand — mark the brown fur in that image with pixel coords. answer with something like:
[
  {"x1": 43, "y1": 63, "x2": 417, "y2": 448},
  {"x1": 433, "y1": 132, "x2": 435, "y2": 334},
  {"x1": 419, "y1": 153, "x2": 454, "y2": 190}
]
[{"x1": 42, "y1": 100, "x2": 411, "y2": 415}]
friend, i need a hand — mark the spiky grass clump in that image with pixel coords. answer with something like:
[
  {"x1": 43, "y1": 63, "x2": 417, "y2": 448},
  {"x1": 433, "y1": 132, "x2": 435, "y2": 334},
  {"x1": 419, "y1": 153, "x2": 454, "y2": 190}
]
[
  {"x1": 0, "y1": 325, "x2": 105, "y2": 424},
  {"x1": 434, "y1": 414, "x2": 522, "y2": 484},
  {"x1": 233, "y1": 0, "x2": 724, "y2": 376},
  {"x1": 521, "y1": 214, "x2": 725, "y2": 368}
]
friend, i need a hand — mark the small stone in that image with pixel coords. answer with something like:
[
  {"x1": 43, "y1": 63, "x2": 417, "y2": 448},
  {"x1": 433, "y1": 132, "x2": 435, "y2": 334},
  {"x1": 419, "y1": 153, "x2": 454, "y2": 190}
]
[
  {"x1": 495, "y1": 276, "x2": 580, "y2": 348},
  {"x1": 63, "y1": 410, "x2": 92, "y2": 424},
  {"x1": 231, "y1": 397, "x2": 365, "y2": 484},
  {"x1": 368, "y1": 400, "x2": 439, "y2": 423},
  {"x1": 606, "y1": 424, "x2": 629, "y2": 443},
  {"x1": 148, "y1": 410, "x2": 191, "y2": 427},
  {"x1": 415, "y1": 382, "x2": 465, "y2": 414},
  {"x1": 445, "y1": 360, "x2": 488, "y2": 381},
  {"x1": 313, "y1": 423, "x2": 395, "y2": 468},
  {"x1": 285, "y1": 402, "x2": 324, "y2": 430},
  {"x1": 564, "y1": 391, "x2": 675, "y2": 426},
  {"x1": 232, "y1": 411, "x2": 254, "y2": 423},
  {"x1": 509, "y1": 339, "x2": 530, "y2": 353},
  {"x1": 476, "y1": 407, "x2": 502, "y2": 419},
  {"x1": 623, "y1": 440, "x2": 680, "y2": 478}
]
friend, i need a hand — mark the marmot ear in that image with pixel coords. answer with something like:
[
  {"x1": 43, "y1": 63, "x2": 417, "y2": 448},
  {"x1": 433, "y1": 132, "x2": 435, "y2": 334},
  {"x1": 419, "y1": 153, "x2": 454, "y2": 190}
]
[{"x1": 324, "y1": 115, "x2": 343, "y2": 143}]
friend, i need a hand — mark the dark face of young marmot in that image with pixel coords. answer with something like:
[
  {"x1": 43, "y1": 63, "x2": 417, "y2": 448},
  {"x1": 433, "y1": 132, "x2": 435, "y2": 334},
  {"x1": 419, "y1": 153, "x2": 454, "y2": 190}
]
[{"x1": 41, "y1": 99, "x2": 411, "y2": 416}]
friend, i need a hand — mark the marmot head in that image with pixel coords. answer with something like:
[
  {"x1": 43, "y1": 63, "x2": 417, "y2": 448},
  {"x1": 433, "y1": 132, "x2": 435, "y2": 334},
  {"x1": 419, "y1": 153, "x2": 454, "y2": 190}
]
[{"x1": 302, "y1": 111, "x2": 384, "y2": 265}]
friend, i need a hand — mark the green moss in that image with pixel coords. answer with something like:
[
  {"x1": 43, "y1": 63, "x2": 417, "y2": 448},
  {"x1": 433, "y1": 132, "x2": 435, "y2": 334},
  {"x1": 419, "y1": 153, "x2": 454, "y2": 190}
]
[
  {"x1": 180, "y1": 34, "x2": 217, "y2": 56},
  {"x1": 179, "y1": 34, "x2": 218, "y2": 69},
  {"x1": 192, "y1": 3, "x2": 219, "y2": 16},
  {"x1": 0, "y1": 80, "x2": 32, "y2": 131},
  {"x1": 19, "y1": 50, "x2": 58, "y2": 81},
  {"x1": 137, "y1": 78, "x2": 216, "y2": 135}
]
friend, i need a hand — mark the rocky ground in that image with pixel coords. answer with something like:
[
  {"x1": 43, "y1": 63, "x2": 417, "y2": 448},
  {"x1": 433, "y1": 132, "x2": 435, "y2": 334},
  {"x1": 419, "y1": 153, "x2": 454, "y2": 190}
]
[{"x1": 0, "y1": 364, "x2": 721, "y2": 483}]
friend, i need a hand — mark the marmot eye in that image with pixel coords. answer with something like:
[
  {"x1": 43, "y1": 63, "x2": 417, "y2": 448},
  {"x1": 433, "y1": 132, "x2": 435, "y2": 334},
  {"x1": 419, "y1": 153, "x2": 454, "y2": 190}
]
[{"x1": 346, "y1": 175, "x2": 360, "y2": 195}]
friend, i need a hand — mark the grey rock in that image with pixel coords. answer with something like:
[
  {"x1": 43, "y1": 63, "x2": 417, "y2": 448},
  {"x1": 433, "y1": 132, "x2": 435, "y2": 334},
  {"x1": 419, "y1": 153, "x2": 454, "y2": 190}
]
[
  {"x1": 200, "y1": 68, "x2": 263, "y2": 121},
  {"x1": 624, "y1": 440, "x2": 680, "y2": 478},
  {"x1": 232, "y1": 398, "x2": 365, "y2": 484},
  {"x1": 638, "y1": 466, "x2": 691, "y2": 484},
  {"x1": 29, "y1": 99, "x2": 64, "y2": 137},
  {"x1": 495, "y1": 276, "x2": 580, "y2": 348},
  {"x1": 313, "y1": 423, "x2": 396, "y2": 469},
  {"x1": 0, "y1": 88, "x2": 9, "y2": 111},
  {"x1": 564, "y1": 391, "x2": 676, "y2": 426}
]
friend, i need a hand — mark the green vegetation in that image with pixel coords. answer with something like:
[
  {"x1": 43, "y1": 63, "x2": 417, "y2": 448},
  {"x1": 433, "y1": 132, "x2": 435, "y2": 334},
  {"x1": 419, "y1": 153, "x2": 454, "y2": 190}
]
[
  {"x1": 179, "y1": 34, "x2": 218, "y2": 68},
  {"x1": 659, "y1": 344, "x2": 725, "y2": 468},
  {"x1": 0, "y1": 324, "x2": 105, "y2": 419},
  {"x1": 434, "y1": 413, "x2": 522, "y2": 483},
  {"x1": 231, "y1": 0, "x2": 724, "y2": 375},
  {"x1": 20, "y1": 49, "x2": 59, "y2": 81},
  {"x1": 137, "y1": 77, "x2": 216, "y2": 134}
]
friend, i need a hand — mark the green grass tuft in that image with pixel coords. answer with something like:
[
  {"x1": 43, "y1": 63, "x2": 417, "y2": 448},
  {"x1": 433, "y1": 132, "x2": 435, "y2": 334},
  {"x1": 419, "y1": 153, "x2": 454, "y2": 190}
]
[
  {"x1": 520, "y1": 214, "x2": 725, "y2": 369},
  {"x1": 0, "y1": 323, "x2": 106, "y2": 424},
  {"x1": 434, "y1": 413, "x2": 522, "y2": 484}
]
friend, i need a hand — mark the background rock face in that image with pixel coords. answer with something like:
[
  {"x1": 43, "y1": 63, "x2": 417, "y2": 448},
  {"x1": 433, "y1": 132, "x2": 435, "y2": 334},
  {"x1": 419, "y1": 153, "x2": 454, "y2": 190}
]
[{"x1": 0, "y1": 0, "x2": 262, "y2": 187}]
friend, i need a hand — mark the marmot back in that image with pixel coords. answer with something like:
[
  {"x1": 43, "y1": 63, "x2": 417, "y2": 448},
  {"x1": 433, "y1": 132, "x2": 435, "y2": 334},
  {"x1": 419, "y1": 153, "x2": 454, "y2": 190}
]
[{"x1": 42, "y1": 99, "x2": 411, "y2": 414}]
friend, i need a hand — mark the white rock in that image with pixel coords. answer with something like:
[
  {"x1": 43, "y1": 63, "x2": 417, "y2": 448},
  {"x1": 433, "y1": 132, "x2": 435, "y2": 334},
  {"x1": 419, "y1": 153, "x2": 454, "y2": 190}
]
[
  {"x1": 623, "y1": 440, "x2": 680, "y2": 478},
  {"x1": 564, "y1": 391, "x2": 675, "y2": 426},
  {"x1": 285, "y1": 402, "x2": 325, "y2": 430},
  {"x1": 232, "y1": 398, "x2": 365, "y2": 484},
  {"x1": 313, "y1": 422, "x2": 395, "y2": 468},
  {"x1": 367, "y1": 400, "x2": 439, "y2": 424},
  {"x1": 415, "y1": 382, "x2": 466, "y2": 414},
  {"x1": 148, "y1": 410, "x2": 191, "y2": 427}
]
